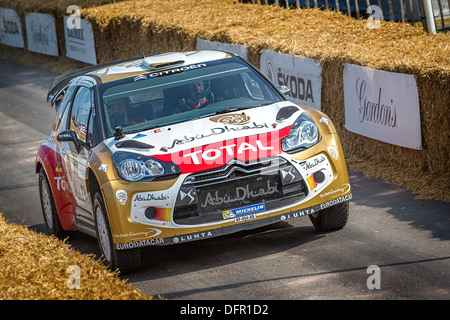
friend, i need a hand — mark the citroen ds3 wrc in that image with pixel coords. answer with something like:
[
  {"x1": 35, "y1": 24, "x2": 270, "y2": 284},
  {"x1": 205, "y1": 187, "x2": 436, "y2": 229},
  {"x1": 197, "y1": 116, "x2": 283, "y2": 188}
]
[{"x1": 36, "y1": 50, "x2": 352, "y2": 273}]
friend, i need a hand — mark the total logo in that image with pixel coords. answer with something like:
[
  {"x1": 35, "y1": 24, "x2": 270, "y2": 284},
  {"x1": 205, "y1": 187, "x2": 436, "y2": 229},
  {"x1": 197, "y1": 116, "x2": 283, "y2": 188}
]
[{"x1": 183, "y1": 140, "x2": 274, "y2": 165}]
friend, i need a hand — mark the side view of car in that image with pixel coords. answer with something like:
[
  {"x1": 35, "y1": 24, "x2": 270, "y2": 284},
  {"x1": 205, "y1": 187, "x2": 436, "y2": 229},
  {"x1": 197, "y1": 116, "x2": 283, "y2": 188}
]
[{"x1": 36, "y1": 50, "x2": 351, "y2": 273}]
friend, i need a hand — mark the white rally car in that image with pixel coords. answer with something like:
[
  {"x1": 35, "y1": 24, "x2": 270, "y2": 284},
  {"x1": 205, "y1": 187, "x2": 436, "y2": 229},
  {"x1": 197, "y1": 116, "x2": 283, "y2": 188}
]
[{"x1": 36, "y1": 50, "x2": 351, "y2": 273}]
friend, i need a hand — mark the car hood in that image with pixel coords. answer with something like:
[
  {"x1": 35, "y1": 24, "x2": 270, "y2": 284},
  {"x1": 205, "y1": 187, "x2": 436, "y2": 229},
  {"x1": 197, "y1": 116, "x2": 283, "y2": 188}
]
[{"x1": 106, "y1": 101, "x2": 304, "y2": 173}]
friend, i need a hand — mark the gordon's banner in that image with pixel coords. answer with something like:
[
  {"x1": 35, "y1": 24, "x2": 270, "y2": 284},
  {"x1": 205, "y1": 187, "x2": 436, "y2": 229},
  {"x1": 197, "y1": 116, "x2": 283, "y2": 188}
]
[
  {"x1": 25, "y1": 12, "x2": 58, "y2": 56},
  {"x1": 63, "y1": 16, "x2": 97, "y2": 65},
  {"x1": 260, "y1": 49, "x2": 322, "y2": 110},
  {"x1": 0, "y1": 8, "x2": 24, "y2": 48},
  {"x1": 343, "y1": 63, "x2": 421, "y2": 150}
]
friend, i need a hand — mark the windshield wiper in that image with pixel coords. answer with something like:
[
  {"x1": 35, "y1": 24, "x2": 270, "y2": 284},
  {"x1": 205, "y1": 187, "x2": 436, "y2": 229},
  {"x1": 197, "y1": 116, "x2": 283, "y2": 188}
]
[
  {"x1": 124, "y1": 125, "x2": 160, "y2": 134},
  {"x1": 215, "y1": 106, "x2": 251, "y2": 114}
]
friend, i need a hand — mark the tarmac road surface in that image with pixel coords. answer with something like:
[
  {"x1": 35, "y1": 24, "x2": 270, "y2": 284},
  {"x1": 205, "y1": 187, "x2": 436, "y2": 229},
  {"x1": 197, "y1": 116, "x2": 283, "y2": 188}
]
[{"x1": 0, "y1": 59, "x2": 449, "y2": 300}]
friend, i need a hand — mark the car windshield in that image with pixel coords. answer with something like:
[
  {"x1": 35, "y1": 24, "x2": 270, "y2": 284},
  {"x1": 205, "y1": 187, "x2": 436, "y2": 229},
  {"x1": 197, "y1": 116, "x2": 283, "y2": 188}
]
[{"x1": 99, "y1": 56, "x2": 284, "y2": 137}]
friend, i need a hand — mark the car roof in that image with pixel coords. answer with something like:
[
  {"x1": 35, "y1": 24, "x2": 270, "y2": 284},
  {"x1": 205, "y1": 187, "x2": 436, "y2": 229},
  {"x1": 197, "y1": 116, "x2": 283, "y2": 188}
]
[
  {"x1": 47, "y1": 50, "x2": 234, "y2": 105},
  {"x1": 91, "y1": 50, "x2": 233, "y2": 83}
]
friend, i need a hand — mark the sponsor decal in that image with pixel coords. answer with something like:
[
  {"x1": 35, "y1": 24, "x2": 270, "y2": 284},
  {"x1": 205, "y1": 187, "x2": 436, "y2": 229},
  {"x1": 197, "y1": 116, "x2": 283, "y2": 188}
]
[
  {"x1": 280, "y1": 208, "x2": 316, "y2": 221},
  {"x1": 154, "y1": 128, "x2": 291, "y2": 174},
  {"x1": 113, "y1": 228, "x2": 162, "y2": 239},
  {"x1": 320, "y1": 194, "x2": 353, "y2": 210},
  {"x1": 209, "y1": 113, "x2": 251, "y2": 125},
  {"x1": 54, "y1": 176, "x2": 68, "y2": 191},
  {"x1": 116, "y1": 190, "x2": 128, "y2": 205},
  {"x1": 222, "y1": 203, "x2": 266, "y2": 220},
  {"x1": 234, "y1": 214, "x2": 257, "y2": 223},
  {"x1": 70, "y1": 178, "x2": 89, "y2": 204},
  {"x1": 173, "y1": 231, "x2": 213, "y2": 244},
  {"x1": 98, "y1": 163, "x2": 108, "y2": 172},
  {"x1": 55, "y1": 158, "x2": 63, "y2": 173},
  {"x1": 319, "y1": 117, "x2": 329, "y2": 125},
  {"x1": 201, "y1": 180, "x2": 278, "y2": 208},
  {"x1": 306, "y1": 175, "x2": 318, "y2": 191},
  {"x1": 116, "y1": 238, "x2": 164, "y2": 249},
  {"x1": 301, "y1": 154, "x2": 327, "y2": 170},
  {"x1": 148, "y1": 63, "x2": 207, "y2": 78},
  {"x1": 133, "y1": 193, "x2": 170, "y2": 201},
  {"x1": 132, "y1": 133, "x2": 147, "y2": 139},
  {"x1": 320, "y1": 183, "x2": 351, "y2": 199},
  {"x1": 73, "y1": 155, "x2": 78, "y2": 175},
  {"x1": 183, "y1": 140, "x2": 273, "y2": 165},
  {"x1": 166, "y1": 122, "x2": 270, "y2": 150},
  {"x1": 327, "y1": 146, "x2": 339, "y2": 160}
]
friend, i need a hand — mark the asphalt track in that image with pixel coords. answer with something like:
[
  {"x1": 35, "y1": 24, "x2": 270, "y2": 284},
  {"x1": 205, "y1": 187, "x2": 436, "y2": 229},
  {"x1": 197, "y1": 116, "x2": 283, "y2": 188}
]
[{"x1": 0, "y1": 59, "x2": 449, "y2": 300}]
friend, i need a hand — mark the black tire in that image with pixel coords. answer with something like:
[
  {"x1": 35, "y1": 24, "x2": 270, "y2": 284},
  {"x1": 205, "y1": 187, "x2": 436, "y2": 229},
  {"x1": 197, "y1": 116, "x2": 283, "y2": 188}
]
[
  {"x1": 38, "y1": 168, "x2": 76, "y2": 239},
  {"x1": 309, "y1": 201, "x2": 349, "y2": 232},
  {"x1": 93, "y1": 191, "x2": 141, "y2": 274}
]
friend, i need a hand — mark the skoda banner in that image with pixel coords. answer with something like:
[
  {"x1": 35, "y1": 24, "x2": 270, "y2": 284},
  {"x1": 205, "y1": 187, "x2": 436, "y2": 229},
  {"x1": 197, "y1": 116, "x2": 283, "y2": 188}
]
[
  {"x1": 0, "y1": 8, "x2": 24, "y2": 48},
  {"x1": 260, "y1": 49, "x2": 322, "y2": 110}
]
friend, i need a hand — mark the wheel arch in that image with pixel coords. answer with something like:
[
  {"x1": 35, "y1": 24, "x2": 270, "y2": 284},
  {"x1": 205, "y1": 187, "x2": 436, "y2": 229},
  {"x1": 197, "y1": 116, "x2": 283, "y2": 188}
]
[{"x1": 87, "y1": 167, "x2": 102, "y2": 205}]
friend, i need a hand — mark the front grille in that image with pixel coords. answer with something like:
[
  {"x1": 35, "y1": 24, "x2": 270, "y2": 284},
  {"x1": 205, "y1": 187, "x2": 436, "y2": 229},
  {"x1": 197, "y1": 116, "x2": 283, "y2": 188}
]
[{"x1": 173, "y1": 157, "x2": 308, "y2": 225}]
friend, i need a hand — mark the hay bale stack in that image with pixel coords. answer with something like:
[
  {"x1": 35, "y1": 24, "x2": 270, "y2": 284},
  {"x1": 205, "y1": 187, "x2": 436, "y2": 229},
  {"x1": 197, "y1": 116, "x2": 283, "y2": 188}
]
[{"x1": 0, "y1": 214, "x2": 152, "y2": 299}]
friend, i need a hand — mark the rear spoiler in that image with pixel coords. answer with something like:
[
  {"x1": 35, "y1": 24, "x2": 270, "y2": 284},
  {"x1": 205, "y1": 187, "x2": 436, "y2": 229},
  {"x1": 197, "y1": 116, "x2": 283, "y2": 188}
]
[{"x1": 46, "y1": 56, "x2": 143, "y2": 106}]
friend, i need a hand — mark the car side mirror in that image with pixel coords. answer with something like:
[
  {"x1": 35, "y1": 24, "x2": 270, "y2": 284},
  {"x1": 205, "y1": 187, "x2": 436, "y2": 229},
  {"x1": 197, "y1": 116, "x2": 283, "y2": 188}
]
[
  {"x1": 57, "y1": 130, "x2": 81, "y2": 153},
  {"x1": 278, "y1": 85, "x2": 290, "y2": 95}
]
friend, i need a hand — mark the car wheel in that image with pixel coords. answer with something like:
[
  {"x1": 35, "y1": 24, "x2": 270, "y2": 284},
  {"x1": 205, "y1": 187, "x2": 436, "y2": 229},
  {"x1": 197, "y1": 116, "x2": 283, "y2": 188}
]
[
  {"x1": 39, "y1": 168, "x2": 75, "y2": 239},
  {"x1": 93, "y1": 191, "x2": 141, "y2": 274},
  {"x1": 309, "y1": 201, "x2": 349, "y2": 232}
]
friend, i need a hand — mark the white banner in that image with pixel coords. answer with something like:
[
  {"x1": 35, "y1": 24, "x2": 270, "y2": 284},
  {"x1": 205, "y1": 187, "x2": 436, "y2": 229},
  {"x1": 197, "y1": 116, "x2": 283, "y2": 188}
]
[
  {"x1": 343, "y1": 63, "x2": 421, "y2": 150},
  {"x1": 63, "y1": 16, "x2": 97, "y2": 65},
  {"x1": 0, "y1": 8, "x2": 24, "y2": 48},
  {"x1": 196, "y1": 38, "x2": 247, "y2": 60},
  {"x1": 260, "y1": 50, "x2": 322, "y2": 110},
  {"x1": 25, "y1": 13, "x2": 58, "y2": 56}
]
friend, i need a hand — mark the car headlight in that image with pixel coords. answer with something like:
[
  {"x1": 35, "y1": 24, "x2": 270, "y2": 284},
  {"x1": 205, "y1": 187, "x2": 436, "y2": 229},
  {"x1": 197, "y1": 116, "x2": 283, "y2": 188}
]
[
  {"x1": 112, "y1": 151, "x2": 180, "y2": 182},
  {"x1": 281, "y1": 113, "x2": 319, "y2": 152}
]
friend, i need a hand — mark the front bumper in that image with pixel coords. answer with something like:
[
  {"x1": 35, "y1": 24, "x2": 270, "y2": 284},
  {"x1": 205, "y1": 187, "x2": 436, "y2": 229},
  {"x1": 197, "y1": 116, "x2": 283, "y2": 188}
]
[{"x1": 101, "y1": 133, "x2": 352, "y2": 250}]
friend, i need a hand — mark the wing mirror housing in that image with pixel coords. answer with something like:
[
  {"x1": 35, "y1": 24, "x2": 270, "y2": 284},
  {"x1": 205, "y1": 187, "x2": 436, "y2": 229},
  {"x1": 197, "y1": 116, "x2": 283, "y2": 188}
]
[{"x1": 57, "y1": 130, "x2": 81, "y2": 153}]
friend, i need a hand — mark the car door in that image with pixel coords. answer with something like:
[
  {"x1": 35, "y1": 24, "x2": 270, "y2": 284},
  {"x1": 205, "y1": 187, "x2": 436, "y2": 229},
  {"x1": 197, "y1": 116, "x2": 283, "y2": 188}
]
[{"x1": 61, "y1": 85, "x2": 95, "y2": 222}]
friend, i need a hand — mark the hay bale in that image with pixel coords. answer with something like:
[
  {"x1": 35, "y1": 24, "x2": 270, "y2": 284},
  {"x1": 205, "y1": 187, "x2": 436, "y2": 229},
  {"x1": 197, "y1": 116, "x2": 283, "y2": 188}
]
[{"x1": 0, "y1": 214, "x2": 152, "y2": 299}]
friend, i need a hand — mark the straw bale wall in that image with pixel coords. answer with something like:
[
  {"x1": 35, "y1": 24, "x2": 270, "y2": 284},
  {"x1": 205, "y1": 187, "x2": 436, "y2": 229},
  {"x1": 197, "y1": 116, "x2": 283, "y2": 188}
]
[
  {"x1": 0, "y1": 214, "x2": 152, "y2": 299},
  {"x1": 0, "y1": 0, "x2": 449, "y2": 201}
]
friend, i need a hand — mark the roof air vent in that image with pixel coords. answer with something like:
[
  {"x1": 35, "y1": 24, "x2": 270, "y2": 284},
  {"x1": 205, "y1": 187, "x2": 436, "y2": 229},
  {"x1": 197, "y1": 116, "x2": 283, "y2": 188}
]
[{"x1": 142, "y1": 52, "x2": 187, "y2": 70}]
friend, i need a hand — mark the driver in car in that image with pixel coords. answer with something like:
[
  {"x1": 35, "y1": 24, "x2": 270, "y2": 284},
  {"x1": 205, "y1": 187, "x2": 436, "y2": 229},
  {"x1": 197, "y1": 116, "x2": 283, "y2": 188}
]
[
  {"x1": 107, "y1": 97, "x2": 131, "y2": 128},
  {"x1": 175, "y1": 80, "x2": 220, "y2": 113}
]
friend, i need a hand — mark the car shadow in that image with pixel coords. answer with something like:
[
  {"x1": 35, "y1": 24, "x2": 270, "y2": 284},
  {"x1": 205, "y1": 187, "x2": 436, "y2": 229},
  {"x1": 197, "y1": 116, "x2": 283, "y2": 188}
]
[{"x1": 123, "y1": 220, "x2": 325, "y2": 289}]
